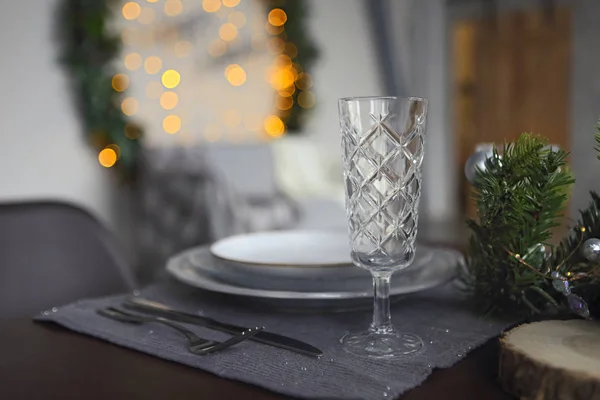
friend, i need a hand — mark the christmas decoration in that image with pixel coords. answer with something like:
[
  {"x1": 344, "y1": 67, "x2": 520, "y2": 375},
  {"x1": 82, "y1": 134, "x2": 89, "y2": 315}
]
[
  {"x1": 582, "y1": 238, "x2": 600, "y2": 263},
  {"x1": 464, "y1": 149, "x2": 495, "y2": 184},
  {"x1": 461, "y1": 130, "x2": 600, "y2": 318},
  {"x1": 499, "y1": 320, "x2": 600, "y2": 400}
]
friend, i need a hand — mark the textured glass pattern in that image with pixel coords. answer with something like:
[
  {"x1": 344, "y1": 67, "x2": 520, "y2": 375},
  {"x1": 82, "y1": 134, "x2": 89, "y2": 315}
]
[{"x1": 339, "y1": 97, "x2": 428, "y2": 271}]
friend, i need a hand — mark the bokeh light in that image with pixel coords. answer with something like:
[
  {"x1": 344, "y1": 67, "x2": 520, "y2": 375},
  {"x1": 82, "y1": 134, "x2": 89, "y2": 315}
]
[
  {"x1": 174, "y1": 41, "x2": 192, "y2": 57},
  {"x1": 228, "y1": 11, "x2": 246, "y2": 28},
  {"x1": 124, "y1": 52, "x2": 143, "y2": 71},
  {"x1": 221, "y1": 109, "x2": 242, "y2": 128},
  {"x1": 208, "y1": 39, "x2": 227, "y2": 57},
  {"x1": 147, "y1": 0, "x2": 159, "y2": 2},
  {"x1": 275, "y1": 54, "x2": 292, "y2": 69},
  {"x1": 285, "y1": 42, "x2": 298, "y2": 59},
  {"x1": 162, "y1": 69, "x2": 181, "y2": 88},
  {"x1": 138, "y1": 7, "x2": 155, "y2": 24},
  {"x1": 163, "y1": 115, "x2": 181, "y2": 134},
  {"x1": 202, "y1": 0, "x2": 221, "y2": 13},
  {"x1": 276, "y1": 96, "x2": 293, "y2": 111},
  {"x1": 264, "y1": 115, "x2": 285, "y2": 138},
  {"x1": 144, "y1": 56, "x2": 162, "y2": 74},
  {"x1": 298, "y1": 91, "x2": 316, "y2": 108},
  {"x1": 268, "y1": 8, "x2": 287, "y2": 27},
  {"x1": 98, "y1": 148, "x2": 118, "y2": 168},
  {"x1": 222, "y1": 0, "x2": 240, "y2": 7},
  {"x1": 146, "y1": 81, "x2": 164, "y2": 99},
  {"x1": 219, "y1": 23, "x2": 238, "y2": 41},
  {"x1": 295, "y1": 72, "x2": 313, "y2": 90},
  {"x1": 279, "y1": 85, "x2": 295, "y2": 97},
  {"x1": 105, "y1": 144, "x2": 121, "y2": 159},
  {"x1": 111, "y1": 74, "x2": 129, "y2": 92},
  {"x1": 160, "y1": 91, "x2": 179, "y2": 110},
  {"x1": 121, "y1": 97, "x2": 139, "y2": 116},
  {"x1": 265, "y1": 22, "x2": 284, "y2": 35},
  {"x1": 122, "y1": 2, "x2": 141, "y2": 20},
  {"x1": 225, "y1": 64, "x2": 246, "y2": 86},
  {"x1": 269, "y1": 68, "x2": 295, "y2": 91},
  {"x1": 164, "y1": 0, "x2": 183, "y2": 16}
]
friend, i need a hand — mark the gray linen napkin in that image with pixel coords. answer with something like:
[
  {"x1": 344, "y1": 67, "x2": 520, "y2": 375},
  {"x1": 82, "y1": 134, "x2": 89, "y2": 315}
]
[{"x1": 36, "y1": 281, "x2": 511, "y2": 400}]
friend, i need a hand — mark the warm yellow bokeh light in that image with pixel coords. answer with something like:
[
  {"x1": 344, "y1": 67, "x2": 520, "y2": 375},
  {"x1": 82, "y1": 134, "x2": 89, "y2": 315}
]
[
  {"x1": 111, "y1": 74, "x2": 129, "y2": 92},
  {"x1": 228, "y1": 11, "x2": 246, "y2": 28},
  {"x1": 138, "y1": 7, "x2": 155, "y2": 24},
  {"x1": 145, "y1": 81, "x2": 164, "y2": 99},
  {"x1": 222, "y1": 0, "x2": 240, "y2": 7},
  {"x1": 219, "y1": 23, "x2": 238, "y2": 41},
  {"x1": 243, "y1": 114, "x2": 262, "y2": 131},
  {"x1": 269, "y1": 68, "x2": 295, "y2": 91},
  {"x1": 98, "y1": 148, "x2": 118, "y2": 168},
  {"x1": 106, "y1": 144, "x2": 121, "y2": 159},
  {"x1": 267, "y1": 37, "x2": 285, "y2": 54},
  {"x1": 264, "y1": 115, "x2": 285, "y2": 138},
  {"x1": 268, "y1": 9, "x2": 287, "y2": 27},
  {"x1": 295, "y1": 72, "x2": 313, "y2": 90},
  {"x1": 202, "y1": 0, "x2": 221, "y2": 12},
  {"x1": 208, "y1": 39, "x2": 227, "y2": 57},
  {"x1": 275, "y1": 54, "x2": 292, "y2": 69},
  {"x1": 160, "y1": 91, "x2": 179, "y2": 110},
  {"x1": 164, "y1": 0, "x2": 183, "y2": 16},
  {"x1": 279, "y1": 85, "x2": 295, "y2": 97},
  {"x1": 144, "y1": 56, "x2": 162, "y2": 74},
  {"x1": 122, "y1": 2, "x2": 141, "y2": 20},
  {"x1": 147, "y1": 0, "x2": 159, "y2": 2},
  {"x1": 163, "y1": 115, "x2": 181, "y2": 134},
  {"x1": 174, "y1": 41, "x2": 192, "y2": 57},
  {"x1": 221, "y1": 109, "x2": 242, "y2": 128},
  {"x1": 225, "y1": 64, "x2": 246, "y2": 86},
  {"x1": 204, "y1": 124, "x2": 222, "y2": 142},
  {"x1": 124, "y1": 52, "x2": 143, "y2": 70},
  {"x1": 276, "y1": 96, "x2": 293, "y2": 111},
  {"x1": 162, "y1": 69, "x2": 181, "y2": 88},
  {"x1": 121, "y1": 97, "x2": 139, "y2": 116},
  {"x1": 298, "y1": 91, "x2": 316, "y2": 108},
  {"x1": 265, "y1": 22, "x2": 284, "y2": 35}
]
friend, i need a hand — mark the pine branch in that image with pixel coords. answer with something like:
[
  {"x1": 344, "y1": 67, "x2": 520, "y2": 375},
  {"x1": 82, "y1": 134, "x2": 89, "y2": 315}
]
[
  {"x1": 462, "y1": 134, "x2": 575, "y2": 316},
  {"x1": 596, "y1": 120, "x2": 600, "y2": 160}
]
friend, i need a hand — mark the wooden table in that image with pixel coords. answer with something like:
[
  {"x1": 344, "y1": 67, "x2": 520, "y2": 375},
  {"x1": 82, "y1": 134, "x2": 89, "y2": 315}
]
[{"x1": 0, "y1": 319, "x2": 514, "y2": 399}]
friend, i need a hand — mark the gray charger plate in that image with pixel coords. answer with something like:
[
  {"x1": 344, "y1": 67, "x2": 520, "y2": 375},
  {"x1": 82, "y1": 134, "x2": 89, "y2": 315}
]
[{"x1": 166, "y1": 246, "x2": 463, "y2": 310}]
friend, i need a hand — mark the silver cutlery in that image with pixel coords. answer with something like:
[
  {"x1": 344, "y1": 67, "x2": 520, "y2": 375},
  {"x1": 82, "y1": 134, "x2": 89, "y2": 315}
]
[
  {"x1": 98, "y1": 307, "x2": 263, "y2": 355},
  {"x1": 122, "y1": 298, "x2": 323, "y2": 358}
]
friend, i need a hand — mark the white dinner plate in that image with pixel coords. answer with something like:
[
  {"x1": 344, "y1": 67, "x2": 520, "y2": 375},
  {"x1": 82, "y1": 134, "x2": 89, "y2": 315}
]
[
  {"x1": 210, "y1": 230, "x2": 352, "y2": 267},
  {"x1": 167, "y1": 246, "x2": 463, "y2": 310}
]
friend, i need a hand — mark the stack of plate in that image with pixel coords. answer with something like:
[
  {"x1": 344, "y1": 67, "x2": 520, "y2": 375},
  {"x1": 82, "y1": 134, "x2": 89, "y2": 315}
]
[{"x1": 166, "y1": 230, "x2": 463, "y2": 309}]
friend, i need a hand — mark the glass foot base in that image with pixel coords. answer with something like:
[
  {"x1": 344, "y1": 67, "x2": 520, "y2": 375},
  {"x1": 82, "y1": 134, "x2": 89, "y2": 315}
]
[{"x1": 341, "y1": 330, "x2": 423, "y2": 359}]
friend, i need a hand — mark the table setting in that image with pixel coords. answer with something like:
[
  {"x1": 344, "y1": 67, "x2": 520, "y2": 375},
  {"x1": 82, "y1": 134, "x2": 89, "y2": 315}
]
[{"x1": 30, "y1": 96, "x2": 514, "y2": 400}]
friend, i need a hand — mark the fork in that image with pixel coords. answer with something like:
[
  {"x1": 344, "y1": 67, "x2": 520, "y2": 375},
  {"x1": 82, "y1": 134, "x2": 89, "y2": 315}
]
[{"x1": 98, "y1": 307, "x2": 263, "y2": 355}]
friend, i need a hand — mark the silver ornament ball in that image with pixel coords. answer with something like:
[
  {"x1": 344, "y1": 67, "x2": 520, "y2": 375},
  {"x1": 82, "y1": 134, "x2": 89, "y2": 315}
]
[
  {"x1": 582, "y1": 238, "x2": 600, "y2": 263},
  {"x1": 465, "y1": 150, "x2": 493, "y2": 184}
]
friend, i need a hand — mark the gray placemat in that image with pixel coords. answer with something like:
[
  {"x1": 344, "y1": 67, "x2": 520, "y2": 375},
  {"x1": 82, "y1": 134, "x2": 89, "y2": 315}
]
[{"x1": 36, "y1": 281, "x2": 512, "y2": 400}]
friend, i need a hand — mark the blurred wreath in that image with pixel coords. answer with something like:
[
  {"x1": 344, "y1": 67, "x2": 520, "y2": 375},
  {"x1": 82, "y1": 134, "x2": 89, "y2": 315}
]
[{"x1": 57, "y1": 0, "x2": 318, "y2": 182}]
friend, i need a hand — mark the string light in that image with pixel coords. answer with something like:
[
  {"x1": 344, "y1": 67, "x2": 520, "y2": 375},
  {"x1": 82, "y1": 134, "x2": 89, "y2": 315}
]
[
  {"x1": 173, "y1": 41, "x2": 192, "y2": 57},
  {"x1": 228, "y1": 11, "x2": 246, "y2": 28},
  {"x1": 202, "y1": 0, "x2": 221, "y2": 13},
  {"x1": 268, "y1": 8, "x2": 287, "y2": 27},
  {"x1": 122, "y1": 2, "x2": 141, "y2": 20},
  {"x1": 162, "y1": 69, "x2": 181, "y2": 88},
  {"x1": 160, "y1": 91, "x2": 178, "y2": 110},
  {"x1": 124, "y1": 53, "x2": 143, "y2": 71},
  {"x1": 269, "y1": 68, "x2": 295, "y2": 91},
  {"x1": 111, "y1": 74, "x2": 129, "y2": 92},
  {"x1": 144, "y1": 56, "x2": 162, "y2": 74},
  {"x1": 225, "y1": 64, "x2": 246, "y2": 86},
  {"x1": 138, "y1": 7, "x2": 155, "y2": 24},
  {"x1": 146, "y1": 81, "x2": 164, "y2": 99},
  {"x1": 222, "y1": 0, "x2": 240, "y2": 7},
  {"x1": 208, "y1": 39, "x2": 227, "y2": 57},
  {"x1": 219, "y1": 23, "x2": 238, "y2": 41},
  {"x1": 164, "y1": 0, "x2": 183, "y2": 16},
  {"x1": 121, "y1": 97, "x2": 139, "y2": 116},
  {"x1": 163, "y1": 115, "x2": 181, "y2": 134},
  {"x1": 298, "y1": 91, "x2": 316, "y2": 108},
  {"x1": 264, "y1": 115, "x2": 285, "y2": 137},
  {"x1": 98, "y1": 148, "x2": 118, "y2": 168}
]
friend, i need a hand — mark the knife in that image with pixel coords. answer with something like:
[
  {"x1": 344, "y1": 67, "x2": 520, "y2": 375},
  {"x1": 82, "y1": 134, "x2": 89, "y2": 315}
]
[{"x1": 122, "y1": 298, "x2": 323, "y2": 358}]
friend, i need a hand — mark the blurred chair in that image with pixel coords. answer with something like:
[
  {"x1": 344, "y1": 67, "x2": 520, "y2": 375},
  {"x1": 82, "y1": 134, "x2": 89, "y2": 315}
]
[{"x1": 0, "y1": 201, "x2": 135, "y2": 319}]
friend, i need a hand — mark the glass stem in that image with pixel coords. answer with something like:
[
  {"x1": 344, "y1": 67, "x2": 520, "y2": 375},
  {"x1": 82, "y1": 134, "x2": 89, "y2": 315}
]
[{"x1": 370, "y1": 272, "x2": 394, "y2": 334}]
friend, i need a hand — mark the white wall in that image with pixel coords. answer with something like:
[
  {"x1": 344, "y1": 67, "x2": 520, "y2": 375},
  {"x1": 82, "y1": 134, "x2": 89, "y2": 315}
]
[{"x1": 0, "y1": 0, "x2": 117, "y2": 226}]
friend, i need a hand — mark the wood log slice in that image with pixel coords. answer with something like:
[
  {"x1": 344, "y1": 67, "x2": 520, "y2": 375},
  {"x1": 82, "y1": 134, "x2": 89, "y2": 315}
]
[{"x1": 499, "y1": 320, "x2": 600, "y2": 400}]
